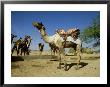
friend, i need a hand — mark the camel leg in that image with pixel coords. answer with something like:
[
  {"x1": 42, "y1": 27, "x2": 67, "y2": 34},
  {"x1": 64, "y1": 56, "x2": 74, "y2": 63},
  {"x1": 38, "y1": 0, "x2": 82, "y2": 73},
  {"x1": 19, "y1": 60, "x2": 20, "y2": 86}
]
[
  {"x1": 41, "y1": 51, "x2": 42, "y2": 55},
  {"x1": 26, "y1": 47, "x2": 29, "y2": 55},
  {"x1": 61, "y1": 50, "x2": 67, "y2": 71},
  {"x1": 20, "y1": 49, "x2": 23, "y2": 56},
  {"x1": 16, "y1": 45, "x2": 19, "y2": 56},
  {"x1": 50, "y1": 49, "x2": 53, "y2": 59},
  {"x1": 57, "y1": 49, "x2": 62, "y2": 69},
  {"x1": 24, "y1": 50, "x2": 25, "y2": 56},
  {"x1": 75, "y1": 44, "x2": 81, "y2": 70},
  {"x1": 51, "y1": 49, "x2": 52, "y2": 56},
  {"x1": 11, "y1": 48, "x2": 14, "y2": 56},
  {"x1": 57, "y1": 53, "x2": 61, "y2": 69},
  {"x1": 11, "y1": 45, "x2": 16, "y2": 56},
  {"x1": 64, "y1": 60, "x2": 67, "y2": 71},
  {"x1": 53, "y1": 50, "x2": 55, "y2": 56},
  {"x1": 57, "y1": 48, "x2": 66, "y2": 70},
  {"x1": 60, "y1": 49, "x2": 68, "y2": 71},
  {"x1": 39, "y1": 51, "x2": 42, "y2": 55},
  {"x1": 60, "y1": 49, "x2": 67, "y2": 71},
  {"x1": 17, "y1": 49, "x2": 19, "y2": 56}
]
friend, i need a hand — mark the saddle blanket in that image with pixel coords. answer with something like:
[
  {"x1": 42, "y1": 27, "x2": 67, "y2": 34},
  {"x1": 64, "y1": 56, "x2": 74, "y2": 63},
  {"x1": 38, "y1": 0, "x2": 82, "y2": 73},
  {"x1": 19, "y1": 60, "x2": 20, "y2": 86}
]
[{"x1": 66, "y1": 36, "x2": 81, "y2": 45}]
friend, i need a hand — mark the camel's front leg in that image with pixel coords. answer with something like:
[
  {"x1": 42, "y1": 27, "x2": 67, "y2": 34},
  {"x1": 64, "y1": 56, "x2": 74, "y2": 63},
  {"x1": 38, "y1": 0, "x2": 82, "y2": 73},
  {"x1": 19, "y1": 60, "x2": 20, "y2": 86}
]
[
  {"x1": 61, "y1": 49, "x2": 67, "y2": 71},
  {"x1": 57, "y1": 51, "x2": 62, "y2": 69},
  {"x1": 39, "y1": 51, "x2": 42, "y2": 55},
  {"x1": 20, "y1": 48, "x2": 22, "y2": 56},
  {"x1": 11, "y1": 46, "x2": 15, "y2": 56},
  {"x1": 76, "y1": 44, "x2": 81, "y2": 70},
  {"x1": 57, "y1": 48, "x2": 67, "y2": 71}
]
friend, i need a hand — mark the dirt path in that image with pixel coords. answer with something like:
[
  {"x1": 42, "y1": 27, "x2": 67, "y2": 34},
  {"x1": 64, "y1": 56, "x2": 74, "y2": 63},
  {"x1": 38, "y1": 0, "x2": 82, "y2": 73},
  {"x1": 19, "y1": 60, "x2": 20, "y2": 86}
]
[{"x1": 11, "y1": 52, "x2": 100, "y2": 77}]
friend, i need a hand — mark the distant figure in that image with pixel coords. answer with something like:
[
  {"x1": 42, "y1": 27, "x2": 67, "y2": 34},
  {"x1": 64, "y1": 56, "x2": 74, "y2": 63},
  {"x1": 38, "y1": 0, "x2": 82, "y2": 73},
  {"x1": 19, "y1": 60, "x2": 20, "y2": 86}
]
[{"x1": 38, "y1": 43, "x2": 44, "y2": 55}]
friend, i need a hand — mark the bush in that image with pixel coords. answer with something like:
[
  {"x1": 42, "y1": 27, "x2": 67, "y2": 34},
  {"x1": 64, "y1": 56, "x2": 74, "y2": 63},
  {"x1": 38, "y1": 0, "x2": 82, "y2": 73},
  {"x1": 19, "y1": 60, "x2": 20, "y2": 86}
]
[
  {"x1": 82, "y1": 47, "x2": 93, "y2": 54},
  {"x1": 68, "y1": 48, "x2": 75, "y2": 53}
]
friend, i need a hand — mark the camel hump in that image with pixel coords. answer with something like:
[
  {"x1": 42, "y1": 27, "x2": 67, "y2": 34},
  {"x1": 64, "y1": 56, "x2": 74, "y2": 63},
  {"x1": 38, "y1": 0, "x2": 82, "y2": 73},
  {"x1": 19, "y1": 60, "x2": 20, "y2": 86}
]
[
  {"x1": 56, "y1": 29, "x2": 66, "y2": 35},
  {"x1": 66, "y1": 28, "x2": 77, "y2": 34}
]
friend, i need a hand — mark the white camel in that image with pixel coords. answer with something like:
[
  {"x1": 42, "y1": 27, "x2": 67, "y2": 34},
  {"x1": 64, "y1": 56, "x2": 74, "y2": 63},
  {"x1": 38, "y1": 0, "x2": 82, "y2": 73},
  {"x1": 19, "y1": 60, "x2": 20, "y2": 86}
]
[{"x1": 32, "y1": 22, "x2": 82, "y2": 71}]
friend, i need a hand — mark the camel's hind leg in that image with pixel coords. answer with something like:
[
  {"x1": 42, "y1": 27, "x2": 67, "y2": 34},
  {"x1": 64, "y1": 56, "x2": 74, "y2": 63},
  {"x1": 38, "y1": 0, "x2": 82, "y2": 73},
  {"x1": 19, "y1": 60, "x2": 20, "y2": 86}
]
[
  {"x1": 76, "y1": 44, "x2": 81, "y2": 70},
  {"x1": 64, "y1": 60, "x2": 67, "y2": 71}
]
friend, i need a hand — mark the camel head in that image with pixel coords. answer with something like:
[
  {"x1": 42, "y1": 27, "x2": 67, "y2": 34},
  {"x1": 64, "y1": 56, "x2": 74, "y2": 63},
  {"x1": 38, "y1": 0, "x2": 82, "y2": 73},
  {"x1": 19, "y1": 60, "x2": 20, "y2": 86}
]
[
  {"x1": 11, "y1": 34, "x2": 17, "y2": 38},
  {"x1": 32, "y1": 22, "x2": 45, "y2": 30}
]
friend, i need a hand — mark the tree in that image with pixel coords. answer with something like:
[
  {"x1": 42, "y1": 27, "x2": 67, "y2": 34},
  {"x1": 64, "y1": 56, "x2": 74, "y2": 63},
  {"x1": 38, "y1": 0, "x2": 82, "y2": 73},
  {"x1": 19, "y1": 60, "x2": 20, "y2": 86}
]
[{"x1": 80, "y1": 15, "x2": 100, "y2": 47}]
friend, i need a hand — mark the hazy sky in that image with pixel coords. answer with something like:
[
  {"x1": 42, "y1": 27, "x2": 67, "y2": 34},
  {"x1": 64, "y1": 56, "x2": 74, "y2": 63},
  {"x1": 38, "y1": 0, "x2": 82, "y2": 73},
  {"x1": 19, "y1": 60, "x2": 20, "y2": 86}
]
[{"x1": 11, "y1": 11, "x2": 100, "y2": 50}]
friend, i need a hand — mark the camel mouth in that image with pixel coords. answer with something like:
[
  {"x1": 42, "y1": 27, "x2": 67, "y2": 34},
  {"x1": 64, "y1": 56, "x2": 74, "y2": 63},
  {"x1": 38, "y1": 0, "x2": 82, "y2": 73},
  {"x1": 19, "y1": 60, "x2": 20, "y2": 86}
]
[
  {"x1": 32, "y1": 22, "x2": 42, "y2": 30},
  {"x1": 32, "y1": 22, "x2": 39, "y2": 27}
]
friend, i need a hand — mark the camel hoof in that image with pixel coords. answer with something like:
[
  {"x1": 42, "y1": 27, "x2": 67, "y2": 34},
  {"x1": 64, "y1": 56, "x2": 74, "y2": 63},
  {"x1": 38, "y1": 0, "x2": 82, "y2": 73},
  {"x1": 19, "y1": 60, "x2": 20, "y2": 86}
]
[
  {"x1": 64, "y1": 65, "x2": 68, "y2": 71},
  {"x1": 64, "y1": 68, "x2": 68, "y2": 71},
  {"x1": 57, "y1": 66, "x2": 61, "y2": 69},
  {"x1": 75, "y1": 67, "x2": 79, "y2": 70}
]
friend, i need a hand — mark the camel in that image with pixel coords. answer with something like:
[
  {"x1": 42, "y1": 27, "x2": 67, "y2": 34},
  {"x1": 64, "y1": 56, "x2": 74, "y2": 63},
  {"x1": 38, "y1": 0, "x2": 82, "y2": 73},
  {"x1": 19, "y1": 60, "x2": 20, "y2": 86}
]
[
  {"x1": 38, "y1": 43, "x2": 44, "y2": 55},
  {"x1": 20, "y1": 35, "x2": 32, "y2": 56},
  {"x1": 11, "y1": 34, "x2": 17, "y2": 44},
  {"x1": 11, "y1": 37, "x2": 22, "y2": 56},
  {"x1": 11, "y1": 36, "x2": 32, "y2": 56},
  {"x1": 53, "y1": 29, "x2": 81, "y2": 69},
  {"x1": 32, "y1": 22, "x2": 82, "y2": 71}
]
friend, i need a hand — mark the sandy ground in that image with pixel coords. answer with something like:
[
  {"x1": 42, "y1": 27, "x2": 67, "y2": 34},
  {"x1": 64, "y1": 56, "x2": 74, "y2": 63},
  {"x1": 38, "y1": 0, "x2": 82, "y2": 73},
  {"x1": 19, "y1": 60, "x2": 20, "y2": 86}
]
[{"x1": 11, "y1": 51, "x2": 100, "y2": 77}]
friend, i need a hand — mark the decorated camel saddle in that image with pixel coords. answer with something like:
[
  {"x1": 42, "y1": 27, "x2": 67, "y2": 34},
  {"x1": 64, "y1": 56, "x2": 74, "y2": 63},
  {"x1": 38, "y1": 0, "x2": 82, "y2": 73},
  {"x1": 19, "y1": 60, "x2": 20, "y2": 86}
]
[{"x1": 56, "y1": 28, "x2": 81, "y2": 47}]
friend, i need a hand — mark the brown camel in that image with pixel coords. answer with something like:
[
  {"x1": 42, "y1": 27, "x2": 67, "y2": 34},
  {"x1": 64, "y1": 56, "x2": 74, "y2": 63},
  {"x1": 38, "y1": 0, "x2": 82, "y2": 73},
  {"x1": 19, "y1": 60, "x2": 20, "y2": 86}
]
[{"x1": 11, "y1": 36, "x2": 32, "y2": 56}]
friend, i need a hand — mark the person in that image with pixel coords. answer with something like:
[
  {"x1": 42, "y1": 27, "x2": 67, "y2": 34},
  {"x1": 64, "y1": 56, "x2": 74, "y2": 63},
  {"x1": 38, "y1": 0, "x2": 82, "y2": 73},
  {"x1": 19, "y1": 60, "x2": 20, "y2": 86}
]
[{"x1": 38, "y1": 43, "x2": 44, "y2": 55}]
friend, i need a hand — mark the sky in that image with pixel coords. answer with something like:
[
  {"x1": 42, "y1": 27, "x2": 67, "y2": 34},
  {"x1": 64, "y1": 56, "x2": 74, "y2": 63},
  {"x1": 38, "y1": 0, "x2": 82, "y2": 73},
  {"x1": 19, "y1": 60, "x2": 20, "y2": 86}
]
[{"x1": 11, "y1": 11, "x2": 100, "y2": 50}]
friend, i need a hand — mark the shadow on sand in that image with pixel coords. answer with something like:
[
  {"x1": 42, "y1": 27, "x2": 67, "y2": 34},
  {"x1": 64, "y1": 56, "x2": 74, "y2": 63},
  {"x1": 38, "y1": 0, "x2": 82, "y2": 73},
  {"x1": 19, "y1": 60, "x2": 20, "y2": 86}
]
[
  {"x1": 59, "y1": 62, "x2": 88, "y2": 71},
  {"x1": 11, "y1": 56, "x2": 24, "y2": 62},
  {"x1": 11, "y1": 55, "x2": 58, "y2": 62}
]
